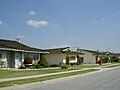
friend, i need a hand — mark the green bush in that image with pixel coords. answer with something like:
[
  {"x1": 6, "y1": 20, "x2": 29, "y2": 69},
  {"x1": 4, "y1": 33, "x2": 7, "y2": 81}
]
[
  {"x1": 49, "y1": 64, "x2": 60, "y2": 67},
  {"x1": 38, "y1": 55, "x2": 49, "y2": 68},
  {"x1": 24, "y1": 56, "x2": 33, "y2": 64},
  {"x1": 61, "y1": 64, "x2": 70, "y2": 69},
  {"x1": 66, "y1": 56, "x2": 70, "y2": 65},
  {"x1": 101, "y1": 56, "x2": 108, "y2": 63},
  {"x1": 18, "y1": 65, "x2": 26, "y2": 69},
  {"x1": 32, "y1": 65, "x2": 43, "y2": 69},
  {"x1": 0, "y1": 61, "x2": 5, "y2": 68}
]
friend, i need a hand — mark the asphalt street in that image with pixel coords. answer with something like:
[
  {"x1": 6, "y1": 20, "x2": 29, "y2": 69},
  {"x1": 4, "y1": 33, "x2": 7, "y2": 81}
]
[{"x1": 1, "y1": 67, "x2": 120, "y2": 90}]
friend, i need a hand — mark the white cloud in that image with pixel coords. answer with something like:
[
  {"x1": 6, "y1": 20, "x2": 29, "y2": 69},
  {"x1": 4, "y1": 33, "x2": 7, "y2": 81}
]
[
  {"x1": 28, "y1": 11, "x2": 36, "y2": 16},
  {"x1": 27, "y1": 20, "x2": 49, "y2": 28},
  {"x1": 0, "y1": 21, "x2": 4, "y2": 27}
]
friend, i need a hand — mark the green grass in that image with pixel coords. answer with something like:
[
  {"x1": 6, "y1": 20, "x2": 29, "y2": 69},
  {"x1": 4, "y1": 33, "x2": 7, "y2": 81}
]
[
  {"x1": 70, "y1": 64, "x2": 100, "y2": 70},
  {"x1": 0, "y1": 69, "x2": 99, "y2": 88},
  {"x1": 0, "y1": 63, "x2": 117, "y2": 79},
  {"x1": 104, "y1": 64, "x2": 120, "y2": 68},
  {"x1": 0, "y1": 69, "x2": 71, "y2": 79},
  {"x1": 0, "y1": 64, "x2": 100, "y2": 79}
]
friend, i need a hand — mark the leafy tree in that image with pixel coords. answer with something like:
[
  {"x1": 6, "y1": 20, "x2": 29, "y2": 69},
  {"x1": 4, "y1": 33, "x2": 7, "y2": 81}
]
[
  {"x1": 66, "y1": 55, "x2": 70, "y2": 65},
  {"x1": 77, "y1": 55, "x2": 83, "y2": 65},
  {"x1": 38, "y1": 54, "x2": 49, "y2": 67},
  {"x1": 24, "y1": 56, "x2": 33, "y2": 64}
]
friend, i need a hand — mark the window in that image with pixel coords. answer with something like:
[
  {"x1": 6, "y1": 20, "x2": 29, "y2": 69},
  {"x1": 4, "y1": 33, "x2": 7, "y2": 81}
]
[
  {"x1": 34, "y1": 54, "x2": 38, "y2": 60},
  {"x1": 69, "y1": 55, "x2": 75, "y2": 60}
]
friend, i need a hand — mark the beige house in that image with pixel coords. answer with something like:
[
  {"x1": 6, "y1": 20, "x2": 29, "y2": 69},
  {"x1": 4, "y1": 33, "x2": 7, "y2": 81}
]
[
  {"x1": 77, "y1": 49, "x2": 100, "y2": 64},
  {"x1": 44, "y1": 47, "x2": 82, "y2": 65}
]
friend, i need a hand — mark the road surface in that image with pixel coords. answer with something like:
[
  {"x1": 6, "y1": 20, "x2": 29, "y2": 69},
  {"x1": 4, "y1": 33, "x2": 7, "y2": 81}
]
[{"x1": 1, "y1": 67, "x2": 120, "y2": 90}]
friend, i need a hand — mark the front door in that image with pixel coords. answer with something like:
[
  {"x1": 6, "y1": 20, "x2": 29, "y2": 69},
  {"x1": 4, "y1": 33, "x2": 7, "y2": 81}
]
[{"x1": 7, "y1": 51, "x2": 15, "y2": 68}]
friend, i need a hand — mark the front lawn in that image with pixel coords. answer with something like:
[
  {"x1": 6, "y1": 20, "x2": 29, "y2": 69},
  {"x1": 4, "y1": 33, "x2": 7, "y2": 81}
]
[
  {"x1": 0, "y1": 63, "x2": 119, "y2": 79},
  {"x1": 0, "y1": 69, "x2": 99, "y2": 88},
  {"x1": 70, "y1": 64, "x2": 100, "y2": 70},
  {"x1": 0, "y1": 69, "x2": 71, "y2": 79}
]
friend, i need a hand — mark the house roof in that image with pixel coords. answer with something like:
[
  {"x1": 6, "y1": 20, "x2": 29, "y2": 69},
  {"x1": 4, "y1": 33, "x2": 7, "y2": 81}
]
[
  {"x1": 45, "y1": 47, "x2": 70, "y2": 54},
  {"x1": 0, "y1": 39, "x2": 46, "y2": 53},
  {"x1": 45, "y1": 47, "x2": 83, "y2": 55},
  {"x1": 77, "y1": 48, "x2": 99, "y2": 54}
]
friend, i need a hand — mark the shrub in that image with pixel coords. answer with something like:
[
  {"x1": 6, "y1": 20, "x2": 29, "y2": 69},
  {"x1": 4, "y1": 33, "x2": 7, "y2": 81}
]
[
  {"x1": 66, "y1": 56, "x2": 70, "y2": 65},
  {"x1": 38, "y1": 55, "x2": 46, "y2": 66},
  {"x1": 61, "y1": 64, "x2": 70, "y2": 69},
  {"x1": 77, "y1": 59, "x2": 82, "y2": 65},
  {"x1": 32, "y1": 64, "x2": 43, "y2": 69},
  {"x1": 18, "y1": 65, "x2": 26, "y2": 69},
  {"x1": 38, "y1": 55, "x2": 49, "y2": 68},
  {"x1": 49, "y1": 64, "x2": 60, "y2": 67},
  {"x1": 71, "y1": 63, "x2": 77, "y2": 66},
  {"x1": 24, "y1": 56, "x2": 33, "y2": 64},
  {"x1": 101, "y1": 56, "x2": 108, "y2": 63},
  {"x1": 0, "y1": 61, "x2": 5, "y2": 68},
  {"x1": 77, "y1": 55, "x2": 83, "y2": 65}
]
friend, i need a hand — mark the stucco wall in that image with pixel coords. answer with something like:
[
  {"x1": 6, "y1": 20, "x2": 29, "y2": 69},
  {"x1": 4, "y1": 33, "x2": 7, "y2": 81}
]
[
  {"x1": 81, "y1": 51, "x2": 96, "y2": 64},
  {"x1": 15, "y1": 52, "x2": 22, "y2": 68},
  {"x1": 45, "y1": 53, "x2": 66, "y2": 65},
  {"x1": 0, "y1": 51, "x2": 7, "y2": 67}
]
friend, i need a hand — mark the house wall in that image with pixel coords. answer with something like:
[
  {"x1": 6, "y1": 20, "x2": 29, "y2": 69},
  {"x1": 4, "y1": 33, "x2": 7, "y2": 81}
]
[
  {"x1": 81, "y1": 51, "x2": 96, "y2": 64},
  {"x1": 15, "y1": 52, "x2": 22, "y2": 68},
  {"x1": 44, "y1": 53, "x2": 67, "y2": 65},
  {"x1": 0, "y1": 50, "x2": 7, "y2": 67}
]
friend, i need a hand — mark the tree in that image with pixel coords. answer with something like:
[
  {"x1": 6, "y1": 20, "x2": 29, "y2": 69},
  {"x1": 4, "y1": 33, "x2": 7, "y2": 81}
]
[
  {"x1": 24, "y1": 56, "x2": 33, "y2": 64},
  {"x1": 66, "y1": 55, "x2": 70, "y2": 65},
  {"x1": 77, "y1": 55, "x2": 82, "y2": 65},
  {"x1": 38, "y1": 54, "x2": 49, "y2": 67}
]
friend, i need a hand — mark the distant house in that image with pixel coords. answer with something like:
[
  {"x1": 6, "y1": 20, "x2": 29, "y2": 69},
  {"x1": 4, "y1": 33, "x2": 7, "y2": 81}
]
[
  {"x1": 77, "y1": 49, "x2": 100, "y2": 64},
  {"x1": 99, "y1": 52, "x2": 120, "y2": 63},
  {"x1": 0, "y1": 39, "x2": 48, "y2": 68},
  {"x1": 44, "y1": 47, "x2": 82, "y2": 65}
]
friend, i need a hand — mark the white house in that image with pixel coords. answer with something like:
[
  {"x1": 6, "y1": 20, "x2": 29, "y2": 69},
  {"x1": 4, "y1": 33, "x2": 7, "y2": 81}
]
[
  {"x1": 77, "y1": 49, "x2": 100, "y2": 64},
  {"x1": 0, "y1": 39, "x2": 48, "y2": 68},
  {"x1": 44, "y1": 47, "x2": 82, "y2": 65}
]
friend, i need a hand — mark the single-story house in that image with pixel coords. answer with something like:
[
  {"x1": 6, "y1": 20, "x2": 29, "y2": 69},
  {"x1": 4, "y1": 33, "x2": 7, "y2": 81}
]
[
  {"x1": 77, "y1": 49, "x2": 100, "y2": 64},
  {"x1": 0, "y1": 39, "x2": 48, "y2": 68},
  {"x1": 44, "y1": 47, "x2": 83, "y2": 65},
  {"x1": 99, "y1": 52, "x2": 120, "y2": 63}
]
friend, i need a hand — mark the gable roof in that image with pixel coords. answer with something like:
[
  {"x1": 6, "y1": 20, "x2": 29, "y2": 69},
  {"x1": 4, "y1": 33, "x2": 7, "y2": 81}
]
[
  {"x1": 77, "y1": 48, "x2": 99, "y2": 54},
  {"x1": 45, "y1": 47, "x2": 70, "y2": 54},
  {"x1": 45, "y1": 47, "x2": 83, "y2": 55},
  {"x1": 0, "y1": 39, "x2": 46, "y2": 53}
]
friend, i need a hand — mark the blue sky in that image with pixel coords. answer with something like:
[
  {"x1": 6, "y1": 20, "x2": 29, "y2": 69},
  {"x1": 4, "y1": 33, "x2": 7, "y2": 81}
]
[{"x1": 0, "y1": 0, "x2": 120, "y2": 52}]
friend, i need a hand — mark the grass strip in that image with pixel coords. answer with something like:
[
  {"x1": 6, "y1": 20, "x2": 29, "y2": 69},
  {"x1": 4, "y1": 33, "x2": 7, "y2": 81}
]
[
  {"x1": 0, "y1": 69, "x2": 99, "y2": 88},
  {"x1": 104, "y1": 64, "x2": 120, "y2": 68},
  {"x1": 0, "y1": 69, "x2": 72, "y2": 79}
]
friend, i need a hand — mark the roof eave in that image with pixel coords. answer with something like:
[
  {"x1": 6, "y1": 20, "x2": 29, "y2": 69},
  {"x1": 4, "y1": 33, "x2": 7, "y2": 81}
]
[{"x1": 0, "y1": 48, "x2": 49, "y2": 53}]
